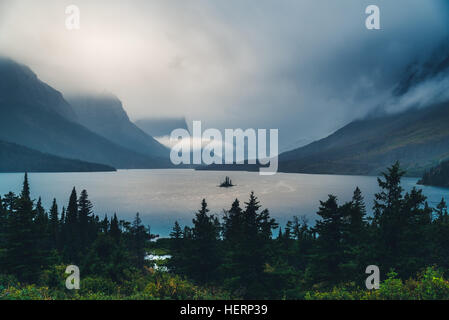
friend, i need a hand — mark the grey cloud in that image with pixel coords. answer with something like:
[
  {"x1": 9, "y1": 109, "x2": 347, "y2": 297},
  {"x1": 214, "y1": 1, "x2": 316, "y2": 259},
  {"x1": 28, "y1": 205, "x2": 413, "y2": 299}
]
[{"x1": 0, "y1": 0, "x2": 447, "y2": 149}]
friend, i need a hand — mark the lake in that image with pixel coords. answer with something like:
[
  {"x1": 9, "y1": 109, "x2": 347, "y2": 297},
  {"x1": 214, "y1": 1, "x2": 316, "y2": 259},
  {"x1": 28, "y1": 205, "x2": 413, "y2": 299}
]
[{"x1": 0, "y1": 169, "x2": 448, "y2": 237}]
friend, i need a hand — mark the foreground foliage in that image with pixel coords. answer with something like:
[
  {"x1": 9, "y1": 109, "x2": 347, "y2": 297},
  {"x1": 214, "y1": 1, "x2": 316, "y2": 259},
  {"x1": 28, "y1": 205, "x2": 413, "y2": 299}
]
[
  {"x1": 0, "y1": 267, "x2": 231, "y2": 300},
  {"x1": 306, "y1": 267, "x2": 449, "y2": 300},
  {"x1": 1, "y1": 162, "x2": 449, "y2": 300}
]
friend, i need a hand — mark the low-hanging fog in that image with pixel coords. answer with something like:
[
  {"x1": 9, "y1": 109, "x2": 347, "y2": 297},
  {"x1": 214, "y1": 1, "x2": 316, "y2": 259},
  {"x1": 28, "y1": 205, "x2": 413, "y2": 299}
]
[{"x1": 0, "y1": 0, "x2": 448, "y2": 149}]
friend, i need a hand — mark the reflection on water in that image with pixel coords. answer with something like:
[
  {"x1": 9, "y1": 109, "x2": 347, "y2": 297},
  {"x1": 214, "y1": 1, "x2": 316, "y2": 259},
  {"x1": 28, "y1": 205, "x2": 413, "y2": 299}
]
[{"x1": 0, "y1": 169, "x2": 448, "y2": 237}]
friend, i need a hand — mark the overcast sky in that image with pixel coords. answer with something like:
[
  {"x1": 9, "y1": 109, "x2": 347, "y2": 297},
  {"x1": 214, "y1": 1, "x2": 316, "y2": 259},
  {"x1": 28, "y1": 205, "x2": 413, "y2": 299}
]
[{"x1": 0, "y1": 0, "x2": 448, "y2": 147}]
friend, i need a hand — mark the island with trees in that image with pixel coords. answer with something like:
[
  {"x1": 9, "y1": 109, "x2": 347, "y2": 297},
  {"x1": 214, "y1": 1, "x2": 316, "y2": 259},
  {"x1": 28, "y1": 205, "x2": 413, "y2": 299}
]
[{"x1": 219, "y1": 176, "x2": 235, "y2": 188}]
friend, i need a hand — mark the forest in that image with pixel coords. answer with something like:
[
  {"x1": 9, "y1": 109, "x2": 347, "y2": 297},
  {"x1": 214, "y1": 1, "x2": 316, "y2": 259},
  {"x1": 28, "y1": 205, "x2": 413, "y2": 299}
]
[
  {"x1": 2, "y1": 162, "x2": 449, "y2": 300},
  {"x1": 419, "y1": 159, "x2": 449, "y2": 187}
]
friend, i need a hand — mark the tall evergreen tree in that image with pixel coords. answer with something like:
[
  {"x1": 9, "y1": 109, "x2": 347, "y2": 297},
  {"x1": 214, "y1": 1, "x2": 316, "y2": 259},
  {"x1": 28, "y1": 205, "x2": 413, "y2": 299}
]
[
  {"x1": 4, "y1": 173, "x2": 41, "y2": 282},
  {"x1": 0, "y1": 195, "x2": 7, "y2": 266},
  {"x1": 34, "y1": 197, "x2": 51, "y2": 266},
  {"x1": 168, "y1": 221, "x2": 185, "y2": 274},
  {"x1": 64, "y1": 187, "x2": 79, "y2": 263},
  {"x1": 49, "y1": 198, "x2": 59, "y2": 249},
  {"x1": 78, "y1": 189, "x2": 93, "y2": 252},
  {"x1": 110, "y1": 213, "x2": 121, "y2": 243},
  {"x1": 227, "y1": 192, "x2": 278, "y2": 298},
  {"x1": 130, "y1": 213, "x2": 147, "y2": 269},
  {"x1": 372, "y1": 162, "x2": 405, "y2": 272},
  {"x1": 189, "y1": 199, "x2": 221, "y2": 284},
  {"x1": 310, "y1": 195, "x2": 345, "y2": 286},
  {"x1": 223, "y1": 199, "x2": 244, "y2": 244},
  {"x1": 340, "y1": 187, "x2": 369, "y2": 282}
]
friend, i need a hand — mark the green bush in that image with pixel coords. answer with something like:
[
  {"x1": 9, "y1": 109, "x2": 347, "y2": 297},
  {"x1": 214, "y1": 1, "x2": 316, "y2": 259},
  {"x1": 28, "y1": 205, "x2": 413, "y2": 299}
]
[{"x1": 306, "y1": 267, "x2": 449, "y2": 300}]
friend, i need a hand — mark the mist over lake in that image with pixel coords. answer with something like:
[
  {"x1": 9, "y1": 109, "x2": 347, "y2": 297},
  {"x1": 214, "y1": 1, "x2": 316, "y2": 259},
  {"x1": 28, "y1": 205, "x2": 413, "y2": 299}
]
[{"x1": 0, "y1": 169, "x2": 447, "y2": 237}]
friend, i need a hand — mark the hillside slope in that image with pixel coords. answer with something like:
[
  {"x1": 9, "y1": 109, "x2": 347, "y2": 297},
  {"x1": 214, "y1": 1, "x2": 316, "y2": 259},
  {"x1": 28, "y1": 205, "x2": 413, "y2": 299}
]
[
  {"x1": 0, "y1": 140, "x2": 114, "y2": 172},
  {"x1": 135, "y1": 117, "x2": 190, "y2": 137},
  {"x1": 278, "y1": 45, "x2": 449, "y2": 177},
  {"x1": 0, "y1": 58, "x2": 169, "y2": 169},
  {"x1": 279, "y1": 102, "x2": 449, "y2": 176},
  {"x1": 67, "y1": 94, "x2": 168, "y2": 158}
]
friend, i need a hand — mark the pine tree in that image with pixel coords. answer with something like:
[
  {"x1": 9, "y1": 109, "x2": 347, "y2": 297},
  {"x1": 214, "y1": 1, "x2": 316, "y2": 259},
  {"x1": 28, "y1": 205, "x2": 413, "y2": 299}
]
[
  {"x1": 168, "y1": 221, "x2": 185, "y2": 274},
  {"x1": 101, "y1": 215, "x2": 109, "y2": 234},
  {"x1": 0, "y1": 195, "x2": 8, "y2": 272},
  {"x1": 223, "y1": 199, "x2": 244, "y2": 244},
  {"x1": 310, "y1": 194, "x2": 345, "y2": 285},
  {"x1": 4, "y1": 174, "x2": 41, "y2": 282},
  {"x1": 399, "y1": 188, "x2": 432, "y2": 276},
  {"x1": 189, "y1": 199, "x2": 221, "y2": 284},
  {"x1": 34, "y1": 197, "x2": 50, "y2": 267},
  {"x1": 49, "y1": 199, "x2": 59, "y2": 249},
  {"x1": 110, "y1": 213, "x2": 121, "y2": 243},
  {"x1": 64, "y1": 187, "x2": 79, "y2": 263},
  {"x1": 288, "y1": 215, "x2": 314, "y2": 271},
  {"x1": 340, "y1": 187, "x2": 369, "y2": 282},
  {"x1": 21, "y1": 172, "x2": 30, "y2": 200},
  {"x1": 130, "y1": 213, "x2": 147, "y2": 269},
  {"x1": 226, "y1": 192, "x2": 278, "y2": 298},
  {"x1": 78, "y1": 190, "x2": 93, "y2": 252},
  {"x1": 372, "y1": 162, "x2": 406, "y2": 272}
]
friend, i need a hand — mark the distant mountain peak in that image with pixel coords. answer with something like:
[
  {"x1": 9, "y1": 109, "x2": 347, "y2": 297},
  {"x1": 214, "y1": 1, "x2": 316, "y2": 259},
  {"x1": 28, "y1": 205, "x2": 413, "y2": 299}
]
[
  {"x1": 135, "y1": 117, "x2": 190, "y2": 138},
  {"x1": 393, "y1": 41, "x2": 449, "y2": 97},
  {"x1": 0, "y1": 58, "x2": 170, "y2": 169},
  {"x1": 0, "y1": 56, "x2": 77, "y2": 120},
  {"x1": 66, "y1": 93, "x2": 169, "y2": 159}
]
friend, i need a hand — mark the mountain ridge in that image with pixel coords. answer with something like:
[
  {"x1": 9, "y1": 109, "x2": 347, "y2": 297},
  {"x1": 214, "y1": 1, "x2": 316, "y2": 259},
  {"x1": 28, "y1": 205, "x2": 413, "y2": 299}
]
[
  {"x1": 0, "y1": 139, "x2": 115, "y2": 172},
  {"x1": 278, "y1": 101, "x2": 449, "y2": 176},
  {"x1": 67, "y1": 93, "x2": 169, "y2": 159},
  {"x1": 0, "y1": 57, "x2": 170, "y2": 169}
]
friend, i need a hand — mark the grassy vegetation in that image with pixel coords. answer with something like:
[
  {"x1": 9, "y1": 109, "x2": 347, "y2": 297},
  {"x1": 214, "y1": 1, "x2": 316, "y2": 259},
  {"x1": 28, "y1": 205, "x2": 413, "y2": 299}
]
[
  {"x1": 306, "y1": 267, "x2": 449, "y2": 300},
  {"x1": 0, "y1": 266, "x2": 233, "y2": 300}
]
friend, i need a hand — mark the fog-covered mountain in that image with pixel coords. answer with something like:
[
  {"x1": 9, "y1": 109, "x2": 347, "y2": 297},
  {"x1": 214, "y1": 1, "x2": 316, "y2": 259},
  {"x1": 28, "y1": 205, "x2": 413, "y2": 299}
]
[
  {"x1": 0, "y1": 58, "x2": 170, "y2": 169},
  {"x1": 67, "y1": 94, "x2": 168, "y2": 158},
  {"x1": 393, "y1": 42, "x2": 449, "y2": 98},
  {"x1": 279, "y1": 101, "x2": 449, "y2": 176},
  {"x1": 135, "y1": 117, "x2": 190, "y2": 138},
  {"x1": 0, "y1": 57, "x2": 77, "y2": 120},
  {"x1": 0, "y1": 140, "x2": 114, "y2": 172},
  {"x1": 200, "y1": 46, "x2": 449, "y2": 176},
  {"x1": 277, "y1": 45, "x2": 449, "y2": 177}
]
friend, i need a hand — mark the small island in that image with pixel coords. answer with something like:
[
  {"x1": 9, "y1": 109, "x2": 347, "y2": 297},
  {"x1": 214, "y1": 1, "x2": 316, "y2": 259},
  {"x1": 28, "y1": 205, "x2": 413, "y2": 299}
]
[{"x1": 219, "y1": 176, "x2": 235, "y2": 188}]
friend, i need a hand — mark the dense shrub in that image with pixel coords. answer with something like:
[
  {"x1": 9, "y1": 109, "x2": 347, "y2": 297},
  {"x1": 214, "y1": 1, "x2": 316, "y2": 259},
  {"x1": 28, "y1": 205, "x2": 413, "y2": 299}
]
[{"x1": 306, "y1": 267, "x2": 449, "y2": 300}]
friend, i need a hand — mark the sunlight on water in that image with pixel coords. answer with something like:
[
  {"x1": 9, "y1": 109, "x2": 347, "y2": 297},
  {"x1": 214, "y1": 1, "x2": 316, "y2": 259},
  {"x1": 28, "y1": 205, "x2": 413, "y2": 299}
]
[{"x1": 0, "y1": 169, "x2": 448, "y2": 237}]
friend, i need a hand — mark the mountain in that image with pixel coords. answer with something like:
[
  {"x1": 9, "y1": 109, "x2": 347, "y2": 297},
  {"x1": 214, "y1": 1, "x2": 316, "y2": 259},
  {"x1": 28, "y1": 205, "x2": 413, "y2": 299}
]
[
  {"x1": 135, "y1": 117, "x2": 190, "y2": 137},
  {"x1": 198, "y1": 101, "x2": 449, "y2": 176},
  {"x1": 278, "y1": 101, "x2": 449, "y2": 176},
  {"x1": 277, "y1": 44, "x2": 449, "y2": 177},
  {"x1": 279, "y1": 137, "x2": 314, "y2": 153},
  {"x1": 0, "y1": 57, "x2": 77, "y2": 120},
  {"x1": 66, "y1": 94, "x2": 168, "y2": 158},
  {"x1": 0, "y1": 57, "x2": 170, "y2": 169},
  {"x1": 418, "y1": 160, "x2": 449, "y2": 188},
  {"x1": 0, "y1": 140, "x2": 114, "y2": 172},
  {"x1": 393, "y1": 42, "x2": 449, "y2": 97}
]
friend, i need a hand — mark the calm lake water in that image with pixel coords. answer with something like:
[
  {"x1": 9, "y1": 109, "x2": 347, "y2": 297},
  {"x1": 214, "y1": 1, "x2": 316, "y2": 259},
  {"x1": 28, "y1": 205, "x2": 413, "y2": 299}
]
[{"x1": 0, "y1": 169, "x2": 448, "y2": 237}]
